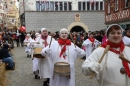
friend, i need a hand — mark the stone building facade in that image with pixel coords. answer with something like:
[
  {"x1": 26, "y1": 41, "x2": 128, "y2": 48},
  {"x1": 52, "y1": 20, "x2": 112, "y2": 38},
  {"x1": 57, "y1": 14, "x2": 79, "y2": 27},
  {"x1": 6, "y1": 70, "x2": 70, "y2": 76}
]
[
  {"x1": 25, "y1": 11, "x2": 106, "y2": 32},
  {"x1": 19, "y1": 0, "x2": 106, "y2": 32}
]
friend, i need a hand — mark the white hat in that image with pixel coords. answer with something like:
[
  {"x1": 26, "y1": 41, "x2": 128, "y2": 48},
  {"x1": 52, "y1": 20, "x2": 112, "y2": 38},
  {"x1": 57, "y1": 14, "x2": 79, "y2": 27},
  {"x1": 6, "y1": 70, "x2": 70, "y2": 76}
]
[
  {"x1": 60, "y1": 28, "x2": 69, "y2": 34},
  {"x1": 41, "y1": 28, "x2": 47, "y2": 32},
  {"x1": 35, "y1": 32, "x2": 39, "y2": 36},
  {"x1": 106, "y1": 24, "x2": 124, "y2": 37},
  {"x1": 88, "y1": 32, "x2": 93, "y2": 36},
  {"x1": 27, "y1": 34, "x2": 30, "y2": 36}
]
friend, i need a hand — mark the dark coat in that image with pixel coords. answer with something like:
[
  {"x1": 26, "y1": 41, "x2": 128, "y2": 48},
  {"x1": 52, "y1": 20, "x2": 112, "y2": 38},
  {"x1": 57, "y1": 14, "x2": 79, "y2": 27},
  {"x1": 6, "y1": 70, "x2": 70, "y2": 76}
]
[{"x1": 0, "y1": 44, "x2": 11, "y2": 59}]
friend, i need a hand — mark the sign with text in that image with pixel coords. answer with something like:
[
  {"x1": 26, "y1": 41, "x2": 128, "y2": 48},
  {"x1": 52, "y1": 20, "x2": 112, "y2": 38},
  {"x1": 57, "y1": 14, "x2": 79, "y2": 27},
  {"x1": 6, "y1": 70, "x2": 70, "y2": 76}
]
[{"x1": 105, "y1": 9, "x2": 130, "y2": 23}]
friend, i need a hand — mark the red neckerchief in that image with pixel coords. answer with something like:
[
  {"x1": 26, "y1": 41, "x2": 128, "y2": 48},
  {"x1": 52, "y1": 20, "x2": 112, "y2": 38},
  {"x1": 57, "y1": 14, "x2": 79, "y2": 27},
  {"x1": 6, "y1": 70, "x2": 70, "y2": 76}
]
[
  {"x1": 88, "y1": 37, "x2": 95, "y2": 46},
  {"x1": 101, "y1": 40, "x2": 130, "y2": 78},
  {"x1": 41, "y1": 35, "x2": 48, "y2": 47},
  {"x1": 58, "y1": 38, "x2": 71, "y2": 59},
  {"x1": 26, "y1": 37, "x2": 29, "y2": 41}
]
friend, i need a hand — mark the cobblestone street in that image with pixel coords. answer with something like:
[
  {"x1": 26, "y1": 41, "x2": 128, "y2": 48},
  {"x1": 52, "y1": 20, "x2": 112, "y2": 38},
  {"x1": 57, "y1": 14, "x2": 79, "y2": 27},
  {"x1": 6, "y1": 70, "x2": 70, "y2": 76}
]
[{"x1": 6, "y1": 47, "x2": 99, "y2": 86}]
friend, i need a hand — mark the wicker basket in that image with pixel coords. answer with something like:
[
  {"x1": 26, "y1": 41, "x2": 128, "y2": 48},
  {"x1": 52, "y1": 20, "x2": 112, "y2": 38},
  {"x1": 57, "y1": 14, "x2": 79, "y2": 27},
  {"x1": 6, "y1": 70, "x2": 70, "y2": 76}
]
[{"x1": 0, "y1": 63, "x2": 6, "y2": 86}]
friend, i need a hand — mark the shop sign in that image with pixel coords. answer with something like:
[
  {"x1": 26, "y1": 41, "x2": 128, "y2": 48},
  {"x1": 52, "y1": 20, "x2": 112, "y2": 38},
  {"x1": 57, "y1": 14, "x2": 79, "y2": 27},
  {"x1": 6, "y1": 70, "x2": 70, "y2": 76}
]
[{"x1": 106, "y1": 9, "x2": 130, "y2": 22}]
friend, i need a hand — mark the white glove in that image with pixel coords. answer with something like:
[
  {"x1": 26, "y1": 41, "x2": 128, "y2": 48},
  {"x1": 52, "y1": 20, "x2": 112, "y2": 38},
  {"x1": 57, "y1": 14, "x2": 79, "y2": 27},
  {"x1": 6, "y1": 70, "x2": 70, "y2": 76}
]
[
  {"x1": 74, "y1": 47, "x2": 81, "y2": 53},
  {"x1": 89, "y1": 62, "x2": 100, "y2": 74},
  {"x1": 45, "y1": 48, "x2": 51, "y2": 53},
  {"x1": 28, "y1": 42, "x2": 34, "y2": 48}
]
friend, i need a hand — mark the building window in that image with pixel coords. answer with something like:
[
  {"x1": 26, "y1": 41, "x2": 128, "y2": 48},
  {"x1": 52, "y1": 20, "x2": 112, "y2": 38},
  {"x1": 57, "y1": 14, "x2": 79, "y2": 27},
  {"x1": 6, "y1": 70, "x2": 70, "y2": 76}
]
[
  {"x1": 55, "y1": 2, "x2": 58, "y2": 10},
  {"x1": 96, "y1": 2, "x2": 99, "y2": 10},
  {"x1": 83, "y1": 2, "x2": 86, "y2": 10},
  {"x1": 87, "y1": 2, "x2": 90, "y2": 10},
  {"x1": 50, "y1": 2, "x2": 54, "y2": 11},
  {"x1": 41, "y1": 1, "x2": 45, "y2": 11},
  {"x1": 60, "y1": 2, "x2": 63, "y2": 11},
  {"x1": 64, "y1": 2, "x2": 67, "y2": 11},
  {"x1": 115, "y1": 0, "x2": 118, "y2": 11},
  {"x1": 46, "y1": 2, "x2": 49, "y2": 10},
  {"x1": 108, "y1": 3, "x2": 110, "y2": 14},
  {"x1": 78, "y1": 2, "x2": 81, "y2": 10},
  {"x1": 68, "y1": 2, "x2": 72, "y2": 10},
  {"x1": 125, "y1": 0, "x2": 130, "y2": 8},
  {"x1": 36, "y1": 1, "x2": 40, "y2": 11},
  {"x1": 91, "y1": 4, "x2": 94, "y2": 10},
  {"x1": 100, "y1": 1, "x2": 103, "y2": 10}
]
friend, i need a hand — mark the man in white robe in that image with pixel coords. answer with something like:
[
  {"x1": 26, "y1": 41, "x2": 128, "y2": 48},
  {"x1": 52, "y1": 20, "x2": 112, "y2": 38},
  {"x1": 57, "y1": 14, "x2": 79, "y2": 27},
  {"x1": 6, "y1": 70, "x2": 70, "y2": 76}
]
[
  {"x1": 29, "y1": 32, "x2": 40, "y2": 79},
  {"x1": 41, "y1": 28, "x2": 85, "y2": 86},
  {"x1": 29, "y1": 28, "x2": 55, "y2": 86},
  {"x1": 82, "y1": 24, "x2": 130, "y2": 86},
  {"x1": 24, "y1": 34, "x2": 32, "y2": 57},
  {"x1": 82, "y1": 32, "x2": 101, "y2": 59}
]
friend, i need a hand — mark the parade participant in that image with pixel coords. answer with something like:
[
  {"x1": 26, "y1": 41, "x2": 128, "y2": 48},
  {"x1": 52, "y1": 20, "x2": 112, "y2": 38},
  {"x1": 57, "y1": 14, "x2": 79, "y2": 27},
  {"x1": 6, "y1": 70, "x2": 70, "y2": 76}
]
[
  {"x1": 30, "y1": 32, "x2": 40, "y2": 79},
  {"x1": 82, "y1": 24, "x2": 130, "y2": 86},
  {"x1": 41, "y1": 28, "x2": 85, "y2": 86},
  {"x1": 123, "y1": 28, "x2": 130, "y2": 46},
  {"x1": 30, "y1": 28, "x2": 55, "y2": 86},
  {"x1": 82, "y1": 32, "x2": 101, "y2": 58},
  {"x1": 24, "y1": 34, "x2": 32, "y2": 58},
  {"x1": 15, "y1": 28, "x2": 20, "y2": 47}
]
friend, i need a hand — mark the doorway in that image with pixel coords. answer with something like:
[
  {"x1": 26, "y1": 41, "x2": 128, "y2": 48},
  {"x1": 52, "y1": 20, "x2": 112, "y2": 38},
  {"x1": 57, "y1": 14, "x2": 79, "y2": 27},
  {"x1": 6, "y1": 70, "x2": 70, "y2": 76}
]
[{"x1": 70, "y1": 26, "x2": 85, "y2": 32}]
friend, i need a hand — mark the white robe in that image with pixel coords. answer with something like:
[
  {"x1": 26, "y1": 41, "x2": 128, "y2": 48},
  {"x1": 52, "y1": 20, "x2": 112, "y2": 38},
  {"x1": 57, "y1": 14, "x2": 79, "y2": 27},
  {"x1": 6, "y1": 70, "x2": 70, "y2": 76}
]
[
  {"x1": 82, "y1": 47, "x2": 130, "y2": 86},
  {"x1": 30, "y1": 39, "x2": 40, "y2": 72},
  {"x1": 41, "y1": 41, "x2": 85, "y2": 86},
  {"x1": 123, "y1": 36, "x2": 130, "y2": 46},
  {"x1": 82, "y1": 38, "x2": 101, "y2": 58},
  {"x1": 24, "y1": 37, "x2": 32, "y2": 54},
  {"x1": 32, "y1": 35, "x2": 55, "y2": 79}
]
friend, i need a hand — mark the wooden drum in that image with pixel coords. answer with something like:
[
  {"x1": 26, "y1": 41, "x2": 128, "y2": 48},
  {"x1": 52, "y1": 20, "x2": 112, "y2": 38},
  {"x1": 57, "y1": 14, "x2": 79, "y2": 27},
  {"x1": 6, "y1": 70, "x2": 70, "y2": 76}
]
[
  {"x1": 24, "y1": 42, "x2": 29, "y2": 46},
  {"x1": 33, "y1": 48, "x2": 45, "y2": 58},
  {"x1": 126, "y1": 45, "x2": 130, "y2": 47},
  {"x1": 54, "y1": 62, "x2": 70, "y2": 76}
]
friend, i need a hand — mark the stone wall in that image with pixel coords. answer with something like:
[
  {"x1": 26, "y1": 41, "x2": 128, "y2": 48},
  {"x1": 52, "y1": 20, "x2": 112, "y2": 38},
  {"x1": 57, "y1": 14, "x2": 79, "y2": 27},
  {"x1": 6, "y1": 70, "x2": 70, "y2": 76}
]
[{"x1": 25, "y1": 11, "x2": 106, "y2": 32}]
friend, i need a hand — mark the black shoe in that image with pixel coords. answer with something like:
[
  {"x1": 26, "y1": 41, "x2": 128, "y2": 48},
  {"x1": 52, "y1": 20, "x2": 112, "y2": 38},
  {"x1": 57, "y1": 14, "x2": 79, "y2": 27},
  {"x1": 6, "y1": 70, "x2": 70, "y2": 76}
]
[
  {"x1": 27, "y1": 54, "x2": 29, "y2": 57},
  {"x1": 6, "y1": 66, "x2": 15, "y2": 70},
  {"x1": 33, "y1": 71, "x2": 35, "y2": 74},
  {"x1": 29, "y1": 55, "x2": 31, "y2": 58},
  {"x1": 35, "y1": 75, "x2": 40, "y2": 79},
  {"x1": 12, "y1": 62, "x2": 15, "y2": 69},
  {"x1": 43, "y1": 81, "x2": 49, "y2": 86},
  {"x1": 35, "y1": 75, "x2": 38, "y2": 79}
]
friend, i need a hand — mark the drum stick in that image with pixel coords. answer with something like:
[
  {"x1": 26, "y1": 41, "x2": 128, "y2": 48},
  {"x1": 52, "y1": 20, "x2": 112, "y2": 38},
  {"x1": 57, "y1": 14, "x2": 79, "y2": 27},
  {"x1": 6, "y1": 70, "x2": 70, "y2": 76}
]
[
  {"x1": 90, "y1": 45, "x2": 110, "y2": 79},
  {"x1": 119, "y1": 56, "x2": 130, "y2": 64},
  {"x1": 49, "y1": 36, "x2": 52, "y2": 48}
]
